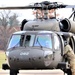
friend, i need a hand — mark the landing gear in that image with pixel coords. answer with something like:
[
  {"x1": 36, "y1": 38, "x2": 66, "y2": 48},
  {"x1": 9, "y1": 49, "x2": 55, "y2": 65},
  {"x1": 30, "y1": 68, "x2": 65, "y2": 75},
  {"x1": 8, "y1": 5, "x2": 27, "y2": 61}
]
[
  {"x1": 10, "y1": 69, "x2": 19, "y2": 75},
  {"x1": 63, "y1": 69, "x2": 72, "y2": 75},
  {"x1": 57, "y1": 62, "x2": 72, "y2": 75},
  {"x1": 66, "y1": 69, "x2": 72, "y2": 75}
]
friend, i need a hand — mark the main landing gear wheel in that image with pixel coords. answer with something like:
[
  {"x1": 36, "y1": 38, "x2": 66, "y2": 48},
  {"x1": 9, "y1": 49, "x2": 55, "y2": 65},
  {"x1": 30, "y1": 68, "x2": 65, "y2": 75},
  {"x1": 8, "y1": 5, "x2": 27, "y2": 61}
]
[
  {"x1": 63, "y1": 69, "x2": 72, "y2": 75},
  {"x1": 66, "y1": 69, "x2": 72, "y2": 75},
  {"x1": 10, "y1": 69, "x2": 18, "y2": 75}
]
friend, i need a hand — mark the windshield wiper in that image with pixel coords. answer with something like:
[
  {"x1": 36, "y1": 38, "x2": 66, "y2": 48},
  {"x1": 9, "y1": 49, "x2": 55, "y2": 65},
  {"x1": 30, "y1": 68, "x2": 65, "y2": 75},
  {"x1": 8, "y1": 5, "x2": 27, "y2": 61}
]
[
  {"x1": 11, "y1": 41, "x2": 20, "y2": 49},
  {"x1": 36, "y1": 37, "x2": 43, "y2": 49}
]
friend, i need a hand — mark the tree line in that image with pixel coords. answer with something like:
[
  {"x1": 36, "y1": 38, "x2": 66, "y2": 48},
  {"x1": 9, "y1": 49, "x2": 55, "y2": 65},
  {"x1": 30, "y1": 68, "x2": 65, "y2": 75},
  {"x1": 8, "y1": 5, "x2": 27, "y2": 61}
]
[{"x1": 0, "y1": 10, "x2": 20, "y2": 51}]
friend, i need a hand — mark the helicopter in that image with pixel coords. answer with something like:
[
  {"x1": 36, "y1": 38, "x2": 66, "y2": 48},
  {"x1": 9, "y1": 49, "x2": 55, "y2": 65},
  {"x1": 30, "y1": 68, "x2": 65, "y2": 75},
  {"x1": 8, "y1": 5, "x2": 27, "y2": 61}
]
[{"x1": 1, "y1": 1, "x2": 75, "y2": 75}]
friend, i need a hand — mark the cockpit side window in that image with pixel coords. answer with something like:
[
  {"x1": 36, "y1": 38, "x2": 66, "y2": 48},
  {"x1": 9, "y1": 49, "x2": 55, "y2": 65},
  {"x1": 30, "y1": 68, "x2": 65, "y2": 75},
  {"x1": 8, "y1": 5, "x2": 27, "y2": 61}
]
[{"x1": 54, "y1": 35, "x2": 60, "y2": 50}]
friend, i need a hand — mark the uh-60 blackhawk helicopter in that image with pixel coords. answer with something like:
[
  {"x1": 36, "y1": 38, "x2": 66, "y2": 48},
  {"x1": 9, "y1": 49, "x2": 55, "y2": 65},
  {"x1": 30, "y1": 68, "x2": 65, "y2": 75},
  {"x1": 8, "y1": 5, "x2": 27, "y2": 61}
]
[{"x1": 1, "y1": 1, "x2": 75, "y2": 75}]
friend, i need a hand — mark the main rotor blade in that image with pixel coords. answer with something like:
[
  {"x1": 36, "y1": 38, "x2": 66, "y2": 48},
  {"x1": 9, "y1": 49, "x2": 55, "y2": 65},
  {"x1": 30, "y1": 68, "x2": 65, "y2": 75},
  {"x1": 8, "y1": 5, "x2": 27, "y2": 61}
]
[
  {"x1": 0, "y1": 5, "x2": 75, "y2": 10},
  {"x1": 47, "y1": 5, "x2": 75, "y2": 10},
  {"x1": 0, "y1": 6, "x2": 42, "y2": 10},
  {"x1": 65, "y1": 5, "x2": 75, "y2": 8}
]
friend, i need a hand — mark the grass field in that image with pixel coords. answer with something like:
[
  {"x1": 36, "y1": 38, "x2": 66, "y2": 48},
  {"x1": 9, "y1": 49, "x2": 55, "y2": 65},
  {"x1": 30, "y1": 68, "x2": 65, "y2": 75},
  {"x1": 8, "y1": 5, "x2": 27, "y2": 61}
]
[{"x1": 0, "y1": 51, "x2": 6, "y2": 69}]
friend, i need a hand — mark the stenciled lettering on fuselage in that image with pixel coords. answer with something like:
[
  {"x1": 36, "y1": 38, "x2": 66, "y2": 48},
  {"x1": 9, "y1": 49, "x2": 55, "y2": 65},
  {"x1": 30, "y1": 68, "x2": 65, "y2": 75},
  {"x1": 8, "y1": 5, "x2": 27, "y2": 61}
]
[{"x1": 20, "y1": 52, "x2": 29, "y2": 56}]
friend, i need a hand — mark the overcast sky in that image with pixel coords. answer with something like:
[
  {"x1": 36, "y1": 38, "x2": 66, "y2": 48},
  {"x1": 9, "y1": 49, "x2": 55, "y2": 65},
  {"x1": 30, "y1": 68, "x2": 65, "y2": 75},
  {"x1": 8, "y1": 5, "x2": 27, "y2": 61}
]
[{"x1": 0, "y1": 0, "x2": 75, "y2": 22}]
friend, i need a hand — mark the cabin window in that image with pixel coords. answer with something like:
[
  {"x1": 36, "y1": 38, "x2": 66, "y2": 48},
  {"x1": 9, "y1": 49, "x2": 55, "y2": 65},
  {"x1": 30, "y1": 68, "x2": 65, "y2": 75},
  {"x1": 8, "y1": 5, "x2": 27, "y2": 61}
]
[
  {"x1": 34, "y1": 34, "x2": 52, "y2": 49},
  {"x1": 8, "y1": 34, "x2": 25, "y2": 49}
]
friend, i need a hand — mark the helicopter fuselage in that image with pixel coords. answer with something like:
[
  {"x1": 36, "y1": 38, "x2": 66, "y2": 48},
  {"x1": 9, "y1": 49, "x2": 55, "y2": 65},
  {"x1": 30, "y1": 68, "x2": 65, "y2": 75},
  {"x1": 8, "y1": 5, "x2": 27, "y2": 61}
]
[
  {"x1": 5, "y1": 31, "x2": 63, "y2": 70},
  {"x1": 3, "y1": 18, "x2": 75, "y2": 71}
]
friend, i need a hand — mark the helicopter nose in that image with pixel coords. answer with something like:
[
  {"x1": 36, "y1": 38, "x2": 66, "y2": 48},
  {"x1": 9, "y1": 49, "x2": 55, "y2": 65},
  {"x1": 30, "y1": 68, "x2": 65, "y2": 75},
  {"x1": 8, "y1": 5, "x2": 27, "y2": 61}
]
[
  {"x1": 28, "y1": 49, "x2": 53, "y2": 68},
  {"x1": 44, "y1": 50, "x2": 53, "y2": 67},
  {"x1": 8, "y1": 48, "x2": 53, "y2": 69}
]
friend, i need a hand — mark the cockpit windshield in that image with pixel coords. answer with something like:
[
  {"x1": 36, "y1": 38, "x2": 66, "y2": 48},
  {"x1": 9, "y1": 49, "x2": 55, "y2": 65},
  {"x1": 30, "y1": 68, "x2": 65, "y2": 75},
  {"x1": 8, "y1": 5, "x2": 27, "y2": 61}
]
[
  {"x1": 7, "y1": 33, "x2": 52, "y2": 49},
  {"x1": 7, "y1": 34, "x2": 24, "y2": 49},
  {"x1": 34, "y1": 34, "x2": 52, "y2": 49}
]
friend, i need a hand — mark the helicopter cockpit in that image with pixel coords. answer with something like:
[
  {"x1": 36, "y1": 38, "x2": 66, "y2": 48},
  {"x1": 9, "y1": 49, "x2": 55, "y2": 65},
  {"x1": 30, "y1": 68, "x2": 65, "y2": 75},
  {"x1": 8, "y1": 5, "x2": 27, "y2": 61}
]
[
  {"x1": 7, "y1": 31, "x2": 53, "y2": 49},
  {"x1": 6, "y1": 30, "x2": 62, "y2": 69},
  {"x1": 7, "y1": 31, "x2": 61, "y2": 51}
]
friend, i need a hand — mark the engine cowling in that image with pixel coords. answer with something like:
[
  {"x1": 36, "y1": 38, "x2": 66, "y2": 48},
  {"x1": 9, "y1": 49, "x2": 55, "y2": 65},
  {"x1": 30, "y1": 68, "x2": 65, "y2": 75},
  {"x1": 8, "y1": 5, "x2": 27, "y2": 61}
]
[
  {"x1": 24, "y1": 19, "x2": 60, "y2": 31},
  {"x1": 60, "y1": 18, "x2": 75, "y2": 33}
]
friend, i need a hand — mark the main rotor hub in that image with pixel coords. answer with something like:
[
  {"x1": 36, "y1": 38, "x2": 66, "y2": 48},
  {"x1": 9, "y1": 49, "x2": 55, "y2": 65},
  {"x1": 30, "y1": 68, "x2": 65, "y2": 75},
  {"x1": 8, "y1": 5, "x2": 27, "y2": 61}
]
[{"x1": 34, "y1": 1, "x2": 57, "y2": 19}]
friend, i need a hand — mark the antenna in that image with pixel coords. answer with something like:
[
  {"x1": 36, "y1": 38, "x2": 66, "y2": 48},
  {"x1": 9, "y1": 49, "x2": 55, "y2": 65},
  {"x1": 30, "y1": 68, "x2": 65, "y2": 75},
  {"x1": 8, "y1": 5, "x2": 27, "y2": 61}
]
[{"x1": 69, "y1": 8, "x2": 75, "y2": 21}]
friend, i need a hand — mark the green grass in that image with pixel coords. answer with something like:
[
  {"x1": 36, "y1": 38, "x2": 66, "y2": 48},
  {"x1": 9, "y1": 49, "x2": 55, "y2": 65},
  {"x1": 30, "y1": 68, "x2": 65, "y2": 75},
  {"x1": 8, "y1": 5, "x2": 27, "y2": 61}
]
[{"x1": 0, "y1": 51, "x2": 6, "y2": 69}]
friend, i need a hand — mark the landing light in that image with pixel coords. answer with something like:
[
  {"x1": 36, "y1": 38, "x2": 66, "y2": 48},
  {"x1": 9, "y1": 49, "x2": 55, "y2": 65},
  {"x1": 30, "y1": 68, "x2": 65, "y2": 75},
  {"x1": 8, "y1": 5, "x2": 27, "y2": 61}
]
[{"x1": 44, "y1": 51, "x2": 53, "y2": 59}]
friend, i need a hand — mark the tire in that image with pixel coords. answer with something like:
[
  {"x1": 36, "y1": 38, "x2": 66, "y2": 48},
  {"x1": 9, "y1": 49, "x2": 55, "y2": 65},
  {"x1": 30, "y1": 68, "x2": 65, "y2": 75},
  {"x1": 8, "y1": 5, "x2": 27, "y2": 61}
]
[
  {"x1": 10, "y1": 69, "x2": 18, "y2": 75},
  {"x1": 66, "y1": 69, "x2": 72, "y2": 75},
  {"x1": 63, "y1": 69, "x2": 72, "y2": 75}
]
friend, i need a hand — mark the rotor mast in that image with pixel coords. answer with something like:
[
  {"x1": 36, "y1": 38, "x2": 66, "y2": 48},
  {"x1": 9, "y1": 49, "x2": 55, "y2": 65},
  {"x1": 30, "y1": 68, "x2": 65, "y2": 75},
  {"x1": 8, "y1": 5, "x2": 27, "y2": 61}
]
[
  {"x1": 34, "y1": 1, "x2": 58, "y2": 19},
  {"x1": 34, "y1": 2, "x2": 50, "y2": 19}
]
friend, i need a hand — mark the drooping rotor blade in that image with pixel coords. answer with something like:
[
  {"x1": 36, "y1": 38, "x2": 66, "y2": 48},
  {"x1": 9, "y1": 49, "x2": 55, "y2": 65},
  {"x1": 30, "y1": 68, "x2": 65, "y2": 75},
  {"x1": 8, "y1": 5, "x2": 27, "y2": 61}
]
[{"x1": 0, "y1": 6, "x2": 42, "y2": 10}]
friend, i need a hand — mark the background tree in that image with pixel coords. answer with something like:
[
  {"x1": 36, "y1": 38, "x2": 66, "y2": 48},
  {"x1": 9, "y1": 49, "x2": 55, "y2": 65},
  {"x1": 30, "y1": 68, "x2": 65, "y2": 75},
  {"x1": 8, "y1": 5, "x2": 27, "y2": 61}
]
[{"x1": 0, "y1": 10, "x2": 20, "y2": 51}]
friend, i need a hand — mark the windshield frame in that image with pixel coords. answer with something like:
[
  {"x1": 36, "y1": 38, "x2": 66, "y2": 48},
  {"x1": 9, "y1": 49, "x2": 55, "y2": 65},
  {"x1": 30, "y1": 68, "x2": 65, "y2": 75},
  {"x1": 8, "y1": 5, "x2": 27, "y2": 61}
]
[{"x1": 7, "y1": 32, "x2": 53, "y2": 50}]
